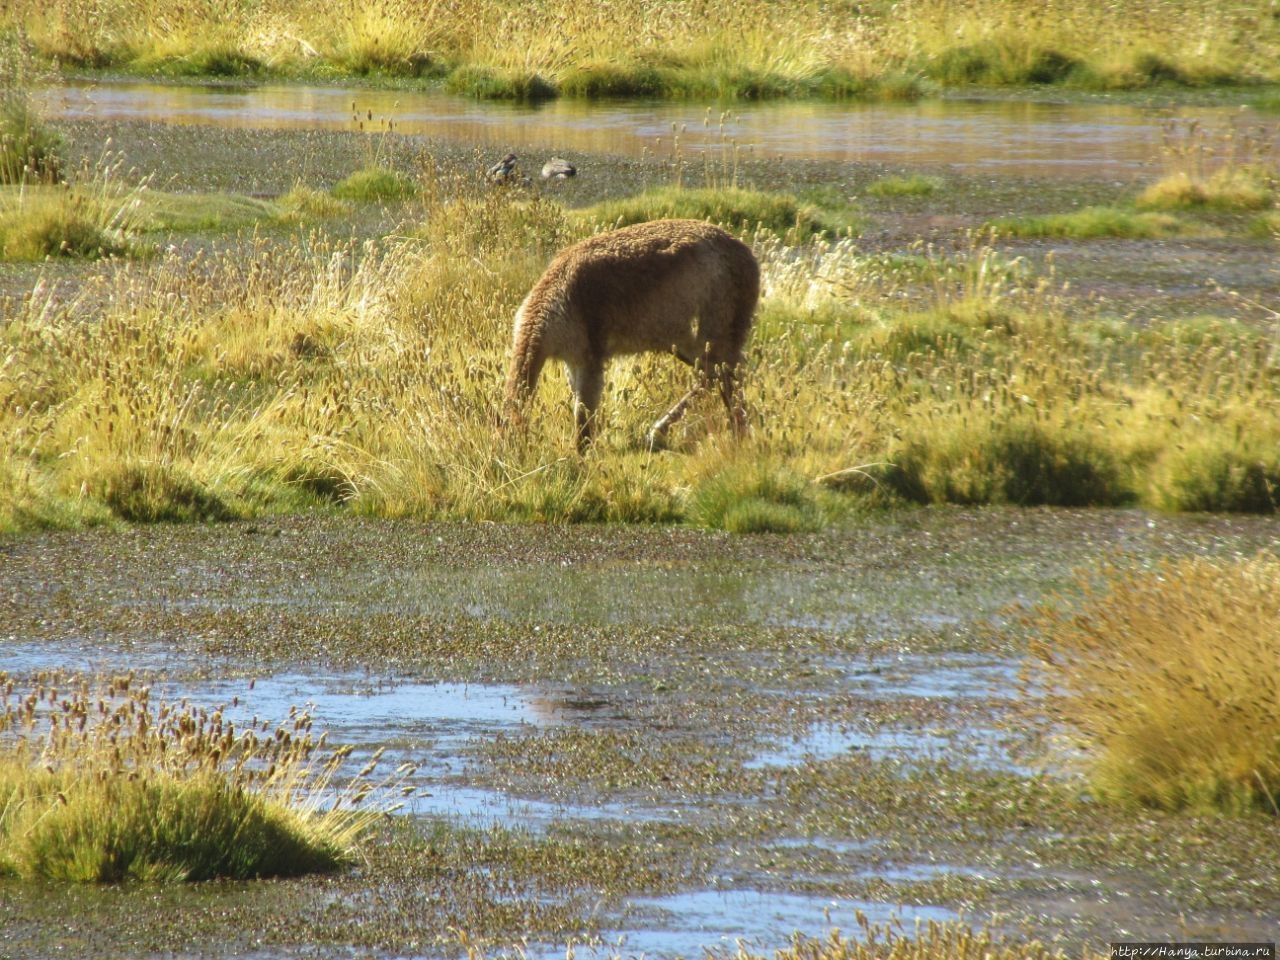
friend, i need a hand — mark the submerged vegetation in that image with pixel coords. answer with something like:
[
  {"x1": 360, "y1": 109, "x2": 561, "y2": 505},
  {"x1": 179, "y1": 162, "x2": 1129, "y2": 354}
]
[
  {"x1": 2, "y1": 0, "x2": 1279, "y2": 98},
  {"x1": 742, "y1": 915, "x2": 1097, "y2": 960},
  {"x1": 3, "y1": 514, "x2": 1278, "y2": 955}
]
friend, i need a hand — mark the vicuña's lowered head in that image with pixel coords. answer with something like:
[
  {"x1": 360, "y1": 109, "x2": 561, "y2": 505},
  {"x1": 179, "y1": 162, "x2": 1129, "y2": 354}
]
[{"x1": 504, "y1": 218, "x2": 759, "y2": 453}]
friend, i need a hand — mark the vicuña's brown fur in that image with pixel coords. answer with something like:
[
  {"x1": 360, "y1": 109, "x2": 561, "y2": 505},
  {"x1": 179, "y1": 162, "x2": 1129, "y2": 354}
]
[{"x1": 504, "y1": 218, "x2": 760, "y2": 452}]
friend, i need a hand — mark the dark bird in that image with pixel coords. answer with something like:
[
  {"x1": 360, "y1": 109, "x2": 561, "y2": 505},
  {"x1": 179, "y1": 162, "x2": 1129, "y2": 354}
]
[
  {"x1": 487, "y1": 152, "x2": 519, "y2": 182},
  {"x1": 540, "y1": 157, "x2": 576, "y2": 180}
]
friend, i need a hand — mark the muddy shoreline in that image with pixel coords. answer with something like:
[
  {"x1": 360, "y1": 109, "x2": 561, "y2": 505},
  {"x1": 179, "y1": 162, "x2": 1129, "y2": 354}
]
[{"x1": 3, "y1": 509, "x2": 1279, "y2": 956}]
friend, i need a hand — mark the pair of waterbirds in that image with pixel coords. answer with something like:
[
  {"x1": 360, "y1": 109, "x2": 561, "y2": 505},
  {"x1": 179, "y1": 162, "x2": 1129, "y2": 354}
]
[{"x1": 486, "y1": 153, "x2": 577, "y2": 183}]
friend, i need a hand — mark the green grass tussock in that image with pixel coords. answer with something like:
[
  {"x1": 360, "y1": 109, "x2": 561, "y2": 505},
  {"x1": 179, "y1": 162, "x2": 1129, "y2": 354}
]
[
  {"x1": 866, "y1": 175, "x2": 944, "y2": 199},
  {"x1": 0, "y1": 172, "x2": 384, "y2": 262},
  {"x1": 0, "y1": 677, "x2": 409, "y2": 882},
  {"x1": 989, "y1": 206, "x2": 1186, "y2": 240},
  {"x1": 1149, "y1": 434, "x2": 1280, "y2": 514},
  {"x1": 686, "y1": 455, "x2": 829, "y2": 533},
  {"x1": 556, "y1": 61, "x2": 666, "y2": 100},
  {"x1": 0, "y1": 185, "x2": 146, "y2": 261},
  {"x1": 331, "y1": 165, "x2": 418, "y2": 202},
  {"x1": 888, "y1": 416, "x2": 1130, "y2": 508},
  {"x1": 1032, "y1": 554, "x2": 1280, "y2": 814},
  {"x1": 927, "y1": 41, "x2": 1080, "y2": 87},
  {"x1": 444, "y1": 65, "x2": 557, "y2": 102},
  {"x1": 574, "y1": 186, "x2": 838, "y2": 238}
]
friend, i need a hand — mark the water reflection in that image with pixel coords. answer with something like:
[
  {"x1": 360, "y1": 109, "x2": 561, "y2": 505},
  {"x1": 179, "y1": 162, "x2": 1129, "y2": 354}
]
[
  {"x1": 35, "y1": 79, "x2": 1279, "y2": 179},
  {"x1": 0, "y1": 638, "x2": 1021, "y2": 954}
]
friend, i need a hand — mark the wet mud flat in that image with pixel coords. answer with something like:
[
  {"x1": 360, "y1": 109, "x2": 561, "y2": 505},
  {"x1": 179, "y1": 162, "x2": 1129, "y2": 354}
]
[{"x1": 2, "y1": 509, "x2": 1279, "y2": 957}]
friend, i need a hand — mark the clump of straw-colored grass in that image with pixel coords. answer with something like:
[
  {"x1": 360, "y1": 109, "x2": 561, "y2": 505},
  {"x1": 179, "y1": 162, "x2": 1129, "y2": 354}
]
[
  {"x1": 0, "y1": 674, "x2": 411, "y2": 882},
  {"x1": 0, "y1": 35, "x2": 62, "y2": 185},
  {"x1": 1137, "y1": 118, "x2": 1278, "y2": 212},
  {"x1": 1030, "y1": 554, "x2": 1280, "y2": 814},
  {"x1": 0, "y1": 150, "x2": 149, "y2": 260}
]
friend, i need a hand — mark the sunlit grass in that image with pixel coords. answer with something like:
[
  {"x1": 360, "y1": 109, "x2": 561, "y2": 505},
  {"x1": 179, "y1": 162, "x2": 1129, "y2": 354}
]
[
  {"x1": 1, "y1": 37, "x2": 62, "y2": 184},
  {"x1": 866, "y1": 174, "x2": 944, "y2": 199},
  {"x1": 0, "y1": 675, "x2": 411, "y2": 882},
  {"x1": 892, "y1": 0, "x2": 1273, "y2": 90},
  {"x1": 685, "y1": 452, "x2": 831, "y2": 533},
  {"x1": 0, "y1": 153, "x2": 149, "y2": 260},
  {"x1": 4, "y1": 0, "x2": 1276, "y2": 96},
  {"x1": 331, "y1": 165, "x2": 417, "y2": 202},
  {"x1": 1031, "y1": 554, "x2": 1280, "y2": 814},
  {"x1": 0, "y1": 171, "x2": 371, "y2": 260},
  {"x1": 1138, "y1": 168, "x2": 1276, "y2": 211},
  {"x1": 0, "y1": 179, "x2": 1277, "y2": 531},
  {"x1": 573, "y1": 185, "x2": 843, "y2": 238},
  {"x1": 1137, "y1": 118, "x2": 1279, "y2": 211}
]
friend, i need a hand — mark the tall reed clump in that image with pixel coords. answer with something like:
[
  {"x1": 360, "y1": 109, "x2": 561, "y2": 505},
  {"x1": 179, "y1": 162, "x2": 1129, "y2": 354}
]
[
  {"x1": 0, "y1": 675, "x2": 411, "y2": 882},
  {"x1": 1137, "y1": 119, "x2": 1278, "y2": 213},
  {"x1": 0, "y1": 151, "x2": 149, "y2": 261},
  {"x1": 0, "y1": 34, "x2": 62, "y2": 184},
  {"x1": 1029, "y1": 554, "x2": 1280, "y2": 815}
]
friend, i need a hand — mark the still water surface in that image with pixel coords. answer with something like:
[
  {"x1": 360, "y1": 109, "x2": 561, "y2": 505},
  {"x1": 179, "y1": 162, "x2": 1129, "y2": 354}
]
[
  {"x1": 8, "y1": 634, "x2": 1006, "y2": 954},
  {"x1": 35, "y1": 79, "x2": 1280, "y2": 180}
]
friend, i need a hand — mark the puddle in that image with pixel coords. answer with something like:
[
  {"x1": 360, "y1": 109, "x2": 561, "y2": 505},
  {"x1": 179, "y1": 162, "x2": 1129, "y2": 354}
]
[
  {"x1": 748, "y1": 722, "x2": 1022, "y2": 772},
  {"x1": 4, "y1": 640, "x2": 1030, "y2": 783},
  {"x1": 157, "y1": 672, "x2": 574, "y2": 824},
  {"x1": 1, "y1": 638, "x2": 205, "y2": 677},
  {"x1": 840, "y1": 654, "x2": 1022, "y2": 700},
  {"x1": 617, "y1": 890, "x2": 955, "y2": 959},
  {"x1": 34, "y1": 80, "x2": 1280, "y2": 180}
]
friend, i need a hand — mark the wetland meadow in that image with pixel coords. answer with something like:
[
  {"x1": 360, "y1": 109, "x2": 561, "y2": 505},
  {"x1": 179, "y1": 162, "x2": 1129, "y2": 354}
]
[{"x1": 3, "y1": 1, "x2": 1280, "y2": 956}]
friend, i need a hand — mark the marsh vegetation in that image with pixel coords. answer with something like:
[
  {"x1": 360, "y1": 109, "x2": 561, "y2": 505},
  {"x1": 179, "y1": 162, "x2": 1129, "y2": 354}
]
[
  {"x1": 1, "y1": 106, "x2": 1277, "y2": 531},
  {"x1": 0, "y1": 675, "x2": 408, "y2": 882},
  {"x1": 2, "y1": 514, "x2": 1278, "y2": 956},
  {"x1": 0, "y1": 7, "x2": 1279, "y2": 956},
  {"x1": 3, "y1": 0, "x2": 1279, "y2": 100}
]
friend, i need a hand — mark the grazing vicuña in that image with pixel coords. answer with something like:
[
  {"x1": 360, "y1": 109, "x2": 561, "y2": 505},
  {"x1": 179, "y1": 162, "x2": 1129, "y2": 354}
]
[{"x1": 504, "y1": 218, "x2": 760, "y2": 451}]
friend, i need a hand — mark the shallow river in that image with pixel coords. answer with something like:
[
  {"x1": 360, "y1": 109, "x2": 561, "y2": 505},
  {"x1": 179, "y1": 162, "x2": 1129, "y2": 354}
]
[{"x1": 35, "y1": 79, "x2": 1280, "y2": 180}]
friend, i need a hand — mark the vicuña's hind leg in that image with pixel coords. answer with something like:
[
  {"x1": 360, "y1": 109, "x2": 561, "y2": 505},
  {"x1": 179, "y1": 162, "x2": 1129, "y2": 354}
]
[{"x1": 567, "y1": 360, "x2": 604, "y2": 453}]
